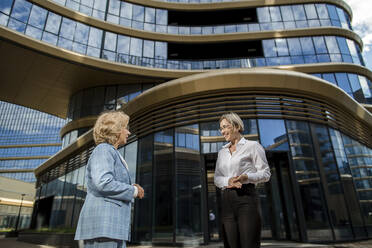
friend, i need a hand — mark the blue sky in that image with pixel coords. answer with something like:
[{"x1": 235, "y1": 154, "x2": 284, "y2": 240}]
[{"x1": 344, "y1": 0, "x2": 372, "y2": 70}]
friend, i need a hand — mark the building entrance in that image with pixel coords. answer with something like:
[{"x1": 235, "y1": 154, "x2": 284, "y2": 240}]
[
  {"x1": 203, "y1": 151, "x2": 300, "y2": 244},
  {"x1": 259, "y1": 151, "x2": 300, "y2": 241}
]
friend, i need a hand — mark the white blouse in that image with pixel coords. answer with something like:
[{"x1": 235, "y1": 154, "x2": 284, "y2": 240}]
[
  {"x1": 117, "y1": 151, "x2": 138, "y2": 197},
  {"x1": 214, "y1": 137, "x2": 271, "y2": 189}
]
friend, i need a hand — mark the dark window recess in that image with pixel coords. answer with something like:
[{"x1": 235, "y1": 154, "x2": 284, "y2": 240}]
[
  {"x1": 168, "y1": 8, "x2": 257, "y2": 26},
  {"x1": 168, "y1": 40, "x2": 263, "y2": 60}
]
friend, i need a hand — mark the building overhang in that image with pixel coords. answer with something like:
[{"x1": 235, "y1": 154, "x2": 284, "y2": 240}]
[
  {"x1": 0, "y1": 26, "x2": 191, "y2": 118},
  {"x1": 124, "y1": 68, "x2": 372, "y2": 144}
]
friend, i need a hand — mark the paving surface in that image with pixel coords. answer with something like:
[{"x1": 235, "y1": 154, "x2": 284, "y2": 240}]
[{"x1": 1, "y1": 236, "x2": 372, "y2": 248}]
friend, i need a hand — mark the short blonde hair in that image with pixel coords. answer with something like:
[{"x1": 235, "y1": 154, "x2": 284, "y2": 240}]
[
  {"x1": 93, "y1": 111, "x2": 129, "y2": 145},
  {"x1": 219, "y1": 112, "x2": 244, "y2": 133}
]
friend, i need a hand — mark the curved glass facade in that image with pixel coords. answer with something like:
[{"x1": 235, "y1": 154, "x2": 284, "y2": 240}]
[
  {"x1": 0, "y1": 101, "x2": 65, "y2": 182},
  {"x1": 67, "y1": 83, "x2": 156, "y2": 121},
  {"x1": 61, "y1": 83, "x2": 157, "y2": 147},
  {"x1": 311, "y1": 73, "x2": 372, "y2": 104},
  {"x1": 51, "y1": 0, "x2": 352, "y2": 34},
  {"x1": 0, "y1": 1, "x2": 363, "y2": 71},
  {"x1": 34, "y1": 118, "x2": 372, "y2": 242}
]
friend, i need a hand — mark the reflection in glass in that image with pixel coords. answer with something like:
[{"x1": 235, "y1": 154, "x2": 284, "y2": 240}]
[
  {"x1": 153, "y1": 129, "x2": 174, "y2": 242},
  {"x1": 329, "y1": 129, "x2": 367, "y2": 238},
  {"x1": 286, "y1": 120, "x2": 332, "y2": 241},
  {"x1": 175, "y1": 124, "x2": 203, "y2": 243},
  {"x1": 134, "y1": 135, "x2": 153, "y2": 242},
  {"x1": 311, "y1": 124, "x2": 352, "y2": 240},
  {"x1": 342, "y1": 135, "x2": 372, "y2": 233},
  {"x1": 258, "y1": 119, "x2": 288, "y2": 151}
]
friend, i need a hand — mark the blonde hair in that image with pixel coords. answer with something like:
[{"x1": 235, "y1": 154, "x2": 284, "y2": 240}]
[
  {"x1": 93, "y1": 111, "x2": 129, "y2": 145},
  {"x1": 219, "y1": 112, "x2": 244, "y2": 133}
]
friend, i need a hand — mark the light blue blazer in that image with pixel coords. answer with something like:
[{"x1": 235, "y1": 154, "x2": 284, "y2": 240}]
[{"x1": 74, "y1": 143, "x2": 135, "y2": 241}]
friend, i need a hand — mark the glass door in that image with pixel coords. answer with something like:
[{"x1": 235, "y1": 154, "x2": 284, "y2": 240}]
[
  {"x1": 203, "y1": 153, "x2": 222, "y2": 243},
  {"x1": 259, "y1": 151, "x2": 300, "y2": 241}
]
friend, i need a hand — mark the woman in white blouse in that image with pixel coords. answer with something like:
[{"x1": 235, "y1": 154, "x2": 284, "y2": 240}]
[{"x1": 214, "y1": 112, "x2": 271, "y2": 248}]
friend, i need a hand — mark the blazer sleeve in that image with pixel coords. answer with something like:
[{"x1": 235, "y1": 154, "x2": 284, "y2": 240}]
[{"x1": 89, "y1": 144, "x2": 135, "y2": 202}]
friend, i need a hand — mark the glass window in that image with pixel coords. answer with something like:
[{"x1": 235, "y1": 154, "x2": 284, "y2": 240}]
[
  {"x1": 263, "y1": 39, "x2": 276, "y2": 57},
  {"x1": 257, "y1": 7, "x2": 270, "y2": 23},
  {"x1": 325, "y1": 36, "x2": 340, "y2": 54},
  {"x1": 145, "y1": 7, "x2": 155, "y2": 23},
  {"x1": 104, "y1": 31, "x2": 117, "y2": 51},
  {"x1": 336, "y1": 37, "x2": 350, "y2": 55},
  {"x1": 74, "y1": 23, "x2": 89, "y2": 44},
  {"x1": 313, "y1": 37, "x2": 328, "y2": 54},
  {"x1": 322, "y1": 73, "x2": 337, "y2": 85},
  {"x1": 143, "y1": 40, "x2": 155, "y2": 58},
  {"x1": 11, "y1": 0, "x2": 32, "y2": 23},
  {"x1": 60, "y1": 18, "x2": 76, "y2": 40},
  {"x1": 286, "y1": 120, "x2": 333, "y2": 241},
  {"x1": 25, "y1": 24, "x2": 42, "y2": 39},
  {"x1": 292, "y1": 5, "x2": 306, "y2": 21},
  {"x1": 0, "y1": 0, "x2": 14, "y2": 15},
  {"x1": 348, "y1": 74, "x2": 365, "y2": 103},
  {"x1": 316, "y1": 4, "x2": 329, "y2": 19},
  {"x1": 45, "y1": 12, "x2": 61, "y2": 34},
  {"x1": 156, "y1": 9, "x2": 167, "y2": 25},
  {"x1": 133, "y1": 135, "x2": 153, "y2": 242},
  {"x1": 120, "y1": 1, "x2": 132, "y2": 19},
  {"x1": 300, "y1": 37, "x2": 315, "y2": 55},
  {"x1": 310, "y1": 124, "x2": 353, "y2": 240},
  {"x1": 269, "y1": 6, "x2": 282, "y2": 22},
  {"x1": 155, "y1": 41, "x2": 167, "y2": 59},
  {"x1": 0, "y1": 12, "x2": 9, "y2": 26},
  {"x1": 88, "y1": 27, "x2": 102, "y2": 48},
  {"x1": 304, "y1": 4, "x2": 318, "y2": 19},
  {"x1": 276, "y1": 39, "x2": 289, "y2": 56},
  {"x1": 258, "y1": 119, "x2": 288, "y2": 151},
  {"x1": 174, "y1": 124, "x2": 202, "y2": 243},
  {"x1": 280, "y1": 6, "x2": 294, "y2": 22},
  {"x1": 28, "y1": 5, "x2": 47, "y2": 29},
  {"x1": 358, "y1": 75, "x2": 372, "y2": 99},
  {"x1": 132, "y1": 4, "x2": 144, "y2": 22},
  {"x1": 327, "y1": 4, "x2": 339, "y2": 20},
  {"x1": 335, "y1": 73, "x2": 352, "y2": 95},
  {"x1": 117, "y1": 34, "x2": 130, "y2": 55},
  {"x1": 153, "y1": 129, "x2": 173, "y2": 242},
  {"x1": 108, "y1": 0, "x2": 120, "y2": 15},
  {"x1": 287, "y1": 38, "x2": 302, "y2": 56},
  {"x1": 129, "y1": 37, "x2": 143, "y2": 57}
]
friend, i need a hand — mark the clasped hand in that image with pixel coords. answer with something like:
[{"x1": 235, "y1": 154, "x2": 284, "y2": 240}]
[
  {"x1": 227, "y1": 174, "x2": 248, "y2": 189},
  {"x1": 134, "y1": 184, "x2": 144, "y2": 199}
]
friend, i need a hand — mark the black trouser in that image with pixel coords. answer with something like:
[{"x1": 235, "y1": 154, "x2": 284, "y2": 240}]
[{"x1": 221, "y1": 184, "x2": 261, "y2": 248}]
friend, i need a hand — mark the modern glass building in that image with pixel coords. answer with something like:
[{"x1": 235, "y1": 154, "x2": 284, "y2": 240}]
[
  {"x1": 1, "y1": 0, "x2": 372, "y2": 244},
  {"x1": 0, "y1": 101, "x2": 65, "y2": 182}
]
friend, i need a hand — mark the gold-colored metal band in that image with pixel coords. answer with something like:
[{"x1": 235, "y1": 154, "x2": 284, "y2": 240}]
[
  {"x1": 124, "y1": 68, "x2": 372, "y2": 146},
  {"x1": 59, "y1": 116, "x2": 98, "y2": 138}
]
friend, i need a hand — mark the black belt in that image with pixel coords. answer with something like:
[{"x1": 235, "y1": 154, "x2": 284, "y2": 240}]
[{"x1": 225, "y1": 183, "x2": 255, "y2": 193}]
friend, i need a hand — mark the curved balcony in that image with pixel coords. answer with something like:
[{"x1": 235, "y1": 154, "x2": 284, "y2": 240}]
[{"x1": 39, "y1": 0, "x2": 353, "y2": 35}]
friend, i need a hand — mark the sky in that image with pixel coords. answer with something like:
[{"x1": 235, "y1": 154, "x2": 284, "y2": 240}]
[{"x1": 344, "y1": 0, "x2": 372, "y2": 70}]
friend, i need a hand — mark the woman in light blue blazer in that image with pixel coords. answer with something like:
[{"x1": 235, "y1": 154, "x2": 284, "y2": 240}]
[{"x1": 75, "y1": 110, "x2": 144, "y2": 248}]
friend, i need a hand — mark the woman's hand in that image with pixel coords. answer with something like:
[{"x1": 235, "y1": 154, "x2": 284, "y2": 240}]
[
  {"x1": 227, "y1": 176, "x2": 242, "y2": 188},
  {"x1": 134, "y1": 184, "x2": 144, "y2": 199},
  {"x1": 227, "y1": 174, "x2": 248, "y2": 188},
  {"x1": 235, "y1": 174, "x2": 248, "y2": 183}
]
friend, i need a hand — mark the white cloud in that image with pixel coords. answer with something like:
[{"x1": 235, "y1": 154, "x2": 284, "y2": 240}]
[{"x1": 344, "y1": 0, "x2": 372, "y2": 51}]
